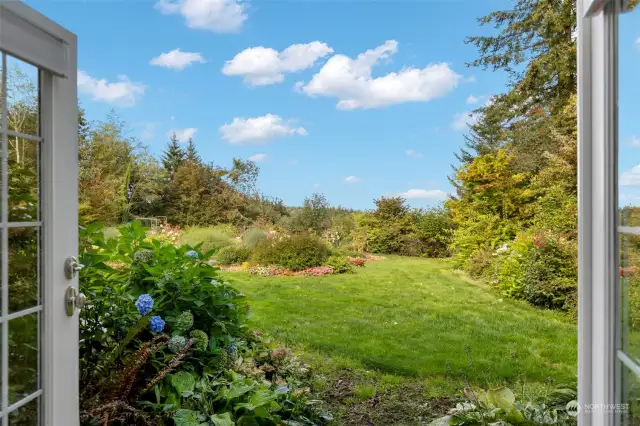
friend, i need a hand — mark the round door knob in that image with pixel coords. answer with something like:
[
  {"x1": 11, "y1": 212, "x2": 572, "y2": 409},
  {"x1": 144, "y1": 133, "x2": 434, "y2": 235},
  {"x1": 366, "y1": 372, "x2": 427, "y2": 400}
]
[{"x1": 75, "y1": 292, "x2": 87, "y2": 309}]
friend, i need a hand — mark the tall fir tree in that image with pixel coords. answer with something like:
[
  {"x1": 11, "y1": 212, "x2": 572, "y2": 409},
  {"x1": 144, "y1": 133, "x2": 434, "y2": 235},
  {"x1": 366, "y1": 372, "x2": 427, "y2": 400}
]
[
  {"x1": 161, "y1": 133, "x2": 185, "y2": 176},
  {"x1": 185, "y1": 137, "x2": 201, "y2": 164}
]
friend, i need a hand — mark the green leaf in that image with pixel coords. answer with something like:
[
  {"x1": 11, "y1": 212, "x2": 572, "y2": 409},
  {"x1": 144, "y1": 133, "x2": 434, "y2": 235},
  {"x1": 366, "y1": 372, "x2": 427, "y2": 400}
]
[
  {"x1": 171, "y1": 371, "x2": 196, "y2": 394},
  {"x1": 173, "y1": 409, "x2": 202, "y2": 426},
  {"x1": 210, "y1": 412, "x2": 236, "y2": 426},
  {"x1": 236, "y1": 416, "x2": 260, "y2": 426},
  {"x1": 227, "y1": 381, "x2": 256, "y2": 399},
  {"x1": 248, "y1": 390, "x2": 277, "y2": 409}
]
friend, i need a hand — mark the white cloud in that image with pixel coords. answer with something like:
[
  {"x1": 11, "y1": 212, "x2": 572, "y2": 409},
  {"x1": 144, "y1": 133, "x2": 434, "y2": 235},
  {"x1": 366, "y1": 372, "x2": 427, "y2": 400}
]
[
  {"x1": 636, "y1": 36, "x2": 640, "y2": 47},
  {"x1": 155, "y1": 0, "x2": 247, "y2": 32},
  {"x1": 629, "y1": 136, "x2": 640, "y2": 147},
  {"x1": 222, "y1": 42, "x2": 333, "y2": 86},
  {"x1": 150, "y1": 48, "x2": 206, "y2": 70},
  {"x1": 344, "y1": 176, "x2": 361, "y2": 184},
  {"x1": 168, "y1": 127, "x2": 198, "y2": 142},
  {"x1": 313, "y1": 183, "x2": 320, "y2": 188},
  {"x1": 77, "y1": 70, "x2": 145, "y2": 107},
  {"x1": 220, "y1": 113, "x2": 307, "y2": 145},
  {"x1": 621, "y1": 165, "x2": 640, "y2": 186},
  {"x1": 406, "y1": 149, "x2": 424, "y2": 158},
  {"x1": 451, "y1": 111, "x2": 480, "y2": 131},
  {"x1": 248, "y1": 153, "x2": 267, "y2": 162},
  {"x1": 298, "y1": 40, "x2": 462, "y2": 110},
  {"x1": 398, "y1": 189, "x2": 448, "y2": 200},
  {"x1": 466, "y1": 95, "x2": 479, "y2": 105}
]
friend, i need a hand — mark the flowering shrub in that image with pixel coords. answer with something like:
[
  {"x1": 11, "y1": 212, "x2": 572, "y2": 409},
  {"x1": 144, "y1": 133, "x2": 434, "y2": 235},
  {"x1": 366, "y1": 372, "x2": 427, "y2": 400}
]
[
  {"x1": 302, "y1": 266, "x2": 334, "y2": 276},
  {"x1": 79, "y1": 221, "x2": 330, "y2": 425},
  {"x1": 491, "y1": 230, "x2": 577, "y2": 312},
  {"x1": 147, "y1": 221, "x2": 182, "y2": 245},
  {"x1": 348, "y1": 257, "x2": 366, "y2": 267},
  {"x1": 325, "y1": 255, "x2": 354, "y2": 274},
  {"x1": 247, "y1": 265, "x2": 335, "y2": 277}
]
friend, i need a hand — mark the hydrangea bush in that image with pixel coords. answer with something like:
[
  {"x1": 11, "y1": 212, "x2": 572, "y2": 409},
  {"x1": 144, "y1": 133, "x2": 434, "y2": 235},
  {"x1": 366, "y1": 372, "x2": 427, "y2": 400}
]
[{"x1": 79, "y1": 221, "x2": 330, "y2": 425}]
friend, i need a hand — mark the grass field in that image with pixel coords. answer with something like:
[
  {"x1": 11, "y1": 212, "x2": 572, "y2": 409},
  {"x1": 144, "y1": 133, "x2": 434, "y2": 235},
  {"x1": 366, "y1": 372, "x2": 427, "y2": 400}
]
[{"x1": 227, "y1": 256, "x2": 577, "y2": 424}]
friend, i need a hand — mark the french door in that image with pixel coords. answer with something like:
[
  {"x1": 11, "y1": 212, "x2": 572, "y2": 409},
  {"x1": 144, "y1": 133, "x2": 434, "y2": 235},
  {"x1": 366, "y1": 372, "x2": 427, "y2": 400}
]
[
  {"x1": 579, "y1": 0, "x2": 640, "y2": 425},
  {"x1": 0, "y1": 2, "x2": 79, "y2": 425}
]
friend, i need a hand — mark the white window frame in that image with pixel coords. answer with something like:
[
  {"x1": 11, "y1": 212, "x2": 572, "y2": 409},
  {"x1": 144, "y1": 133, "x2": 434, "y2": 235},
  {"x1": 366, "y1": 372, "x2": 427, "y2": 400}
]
[
  {"x1": 0, "y1": 2, "x2": 79, "y2": 425},
  {"x1": 578, "y1": 0, "x2": 632, "y2": 424}
]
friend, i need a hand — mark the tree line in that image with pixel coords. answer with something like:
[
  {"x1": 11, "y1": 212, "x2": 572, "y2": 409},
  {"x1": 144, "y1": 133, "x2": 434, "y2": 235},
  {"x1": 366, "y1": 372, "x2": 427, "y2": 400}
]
[{"x1": 78, "y1": 109, "x2": 287, "y2": 227}]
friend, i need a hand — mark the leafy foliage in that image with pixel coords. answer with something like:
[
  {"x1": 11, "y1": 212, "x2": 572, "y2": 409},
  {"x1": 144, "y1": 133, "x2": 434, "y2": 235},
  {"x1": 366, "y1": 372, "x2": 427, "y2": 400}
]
[
  {"x1": 79, "y1": 221, "x2": 330, "y2": 425},
  {"x1": 354, "y1": 197, "x2": 453, "y2": 257},
  {"x1": 325, "y1": 255, "x2": 355, "y2": 274},
  {"x1": 252, "y1": 234, "x2": 330, "y2": 271},
  {"x1": 216, "y1": 246, "x2": 253, "y2": 266},
  {"x1": 429, "y1": 385, "x2": 578, "y2": 425},
  {"x1": 448, "y1": 0, "x2": 579, "y2": 313}
]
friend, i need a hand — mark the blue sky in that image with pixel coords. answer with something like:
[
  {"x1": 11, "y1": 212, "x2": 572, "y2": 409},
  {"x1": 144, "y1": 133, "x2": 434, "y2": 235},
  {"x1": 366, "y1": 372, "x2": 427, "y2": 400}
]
[{"x1": 24, "y1": 0, "x2": 640, "y2": 210}]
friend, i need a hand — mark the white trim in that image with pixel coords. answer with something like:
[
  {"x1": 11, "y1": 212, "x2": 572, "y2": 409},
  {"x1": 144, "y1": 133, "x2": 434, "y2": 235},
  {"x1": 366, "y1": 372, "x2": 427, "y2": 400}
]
[
  {"x1": 618, "y1": 226, "x2": 640, "y2": 235},
  {"x1": 0, "y1": 305, "x2": 43, "y2": 323},
  {"x1": 0, "y1": 389, "x2": 43, "y2": 420},
  {"x1": 618, "y1": 351, "x2": 640, "y2": 378},
  {"x1": 2, "y1": 130, "x2": 42, "y2": 143},
  {"x1": 578, "y1": 0, "x2": 620, "y2": 424},
  {"x1": 1, "y1": 51, "x2": 8, "y2": 426},
  {"x1": 0, "y1": 2, "x2": 71, "y2": 77},
  {"x1": 41, "y1": 63, "x2": 80, "y2": 426}
]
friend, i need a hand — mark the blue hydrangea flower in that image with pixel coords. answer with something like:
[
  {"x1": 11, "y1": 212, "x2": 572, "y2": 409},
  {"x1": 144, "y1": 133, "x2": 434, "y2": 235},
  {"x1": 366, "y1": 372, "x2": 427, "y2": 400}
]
[
  {"x1": 185, "y1": 250, "x2": 199, "y2": 259},
  {"x1": 135, "y1": 294, "x2": 154, "y2": 315},
  {"x1": 227, "y1": 345, "x2": 238, "y2": 359},
  {"x1": 149, "y1": 316, "x2": 165, "y2": 333}
]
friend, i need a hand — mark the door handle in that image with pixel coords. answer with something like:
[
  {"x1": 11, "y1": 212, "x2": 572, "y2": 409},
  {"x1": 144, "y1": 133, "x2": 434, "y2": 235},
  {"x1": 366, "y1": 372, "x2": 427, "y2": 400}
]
[
  {"x1": 65, "y1": 286, "x2": 86, "y2": 316},
  {"x1": 64, "y1": 256, "x2": 85, "y2": 279}
]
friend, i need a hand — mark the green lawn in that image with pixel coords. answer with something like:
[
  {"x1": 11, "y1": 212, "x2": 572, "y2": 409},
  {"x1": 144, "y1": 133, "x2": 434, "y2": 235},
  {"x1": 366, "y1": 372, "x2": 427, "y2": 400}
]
[{"x1": 227, "y1": 256, "x2": 577, "y2": 423}]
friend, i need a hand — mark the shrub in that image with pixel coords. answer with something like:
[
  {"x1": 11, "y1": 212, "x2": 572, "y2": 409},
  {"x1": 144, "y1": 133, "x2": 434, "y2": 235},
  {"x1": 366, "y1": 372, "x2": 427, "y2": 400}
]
[
  {"x1": 78, "y1": 221, "x2": 330, "y2": 425},
  {"x1": 491, "y1": 234, "x2": 533, "y2": 298},
  {"x1": 216, "y1": 245, "x2": 252, "y2": 265},
  {"x1": 147, "y1": 222, "x2": 183, "y2": 245},
  {"x1": 242, "y1": 227, "x2": 267, "y2": 248},
  {"x1": 466, "y1": 247, "x2": 495, "y2": 279},
  {"x1": 413, "y1": 206, "x2": 454, "y2": 257},
  {"x1": 520, "y1": 232, "x2": 577, "y2": 311},
  {"x1": 252, "y1": 233, "x2": 330, "y2": 271},
  {"x1": 325, "y1": 255, "x2": 354, "y2": 274},
  {"x1": 180, "y1": 225, "x2": 234, "y2": 252},
  {"x1": 348, "y1": 257, "x2": 366, "y2": 267}
]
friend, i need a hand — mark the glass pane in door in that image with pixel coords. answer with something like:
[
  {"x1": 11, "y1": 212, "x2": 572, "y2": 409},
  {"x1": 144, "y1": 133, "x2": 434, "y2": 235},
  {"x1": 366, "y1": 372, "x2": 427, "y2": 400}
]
[
  {"x1": 619, "y1": 5, "x2": 640, "y2": 423},
  {"x1": 0, "y1": 53, "x2": 42, "y2": 425}
]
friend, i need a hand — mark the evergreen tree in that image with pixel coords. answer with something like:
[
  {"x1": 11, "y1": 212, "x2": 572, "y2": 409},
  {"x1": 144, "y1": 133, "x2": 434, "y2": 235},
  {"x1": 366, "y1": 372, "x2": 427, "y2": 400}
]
[
  {"x1": 185, "y1": 138, "x2": 201, "y2": 164},
  {"x1": 161, "y1": 133, "x2": 185, "y2": 176}
]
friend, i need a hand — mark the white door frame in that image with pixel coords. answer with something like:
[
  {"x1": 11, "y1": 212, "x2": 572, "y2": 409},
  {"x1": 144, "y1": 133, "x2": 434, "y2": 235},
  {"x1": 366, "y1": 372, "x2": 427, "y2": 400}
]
[
  {"x1": 0, "y1": 2, "x2": 78, "y2": 425},
  {"x1": 578, "y1": 0, "x2": 635, "y2": 424}
]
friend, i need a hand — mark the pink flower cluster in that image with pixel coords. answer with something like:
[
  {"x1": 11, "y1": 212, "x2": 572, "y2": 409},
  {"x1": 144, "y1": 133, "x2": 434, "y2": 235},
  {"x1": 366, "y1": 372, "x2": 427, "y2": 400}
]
[
  {"x1": 247, "y1": 265, "x2": 334, "y2": 277},
  {"x1": 302, "y1": 266, "x2": 334, "y2": 276}
]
